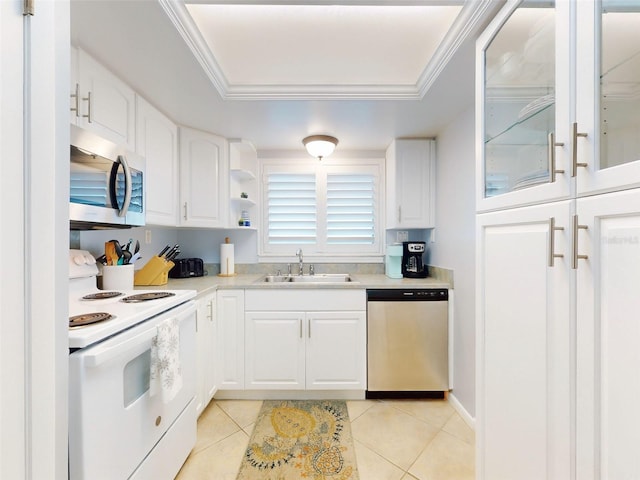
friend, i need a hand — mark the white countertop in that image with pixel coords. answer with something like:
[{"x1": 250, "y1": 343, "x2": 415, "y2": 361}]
[{"x1": 138, "y1": 273, "x2": 451, "y2": 298}]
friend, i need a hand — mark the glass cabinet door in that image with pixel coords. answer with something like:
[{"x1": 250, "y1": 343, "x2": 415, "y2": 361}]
[
  {"x1": 477, "y1": 0, "x2": 571, "y2": 211},
  {"x1": 576, "y1": 0, "x2": 640, "y2": 195}
]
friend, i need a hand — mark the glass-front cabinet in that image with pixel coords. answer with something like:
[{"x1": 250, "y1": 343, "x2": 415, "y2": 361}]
[
  {"x1": 576, "y1": 0, "x2": 640, "y2": 195},
  {"x1": 477, "y1": 0, "x2": 571, "y2": 211},
  {"x1": 477, "y1": 0, "x2": 640, "y2": 211}
]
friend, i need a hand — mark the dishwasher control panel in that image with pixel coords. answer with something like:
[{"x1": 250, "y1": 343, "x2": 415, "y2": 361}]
[{"x1": 367, "y1": 288, "x2": 448, "y2": 301}]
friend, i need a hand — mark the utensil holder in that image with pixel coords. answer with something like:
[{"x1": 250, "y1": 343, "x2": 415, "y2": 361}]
[
  {"x1": 101, "y1": 264, "x2": 134, "y2": 290},
  {"x1": 134, "y1": 256, "x2": 175, "y2": 286}
]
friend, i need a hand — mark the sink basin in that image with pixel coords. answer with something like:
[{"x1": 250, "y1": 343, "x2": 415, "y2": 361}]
[
  {"x1": 289, "y1": 274, "x2": 353, "y2": 283},
  {"x1": 257, "y1": 273, "x2": 357, "y2": 284},
  {"x1": 262, "y1": 275, "x2": 293, "y2": 283}
]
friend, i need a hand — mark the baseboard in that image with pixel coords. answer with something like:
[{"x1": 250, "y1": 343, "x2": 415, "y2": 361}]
[
  {"x1": 214, "y1": 390, "x2": 367, "y2": 401},
  {"x1": 448, "y1": 392, "x2": 476, "y2": 430}
]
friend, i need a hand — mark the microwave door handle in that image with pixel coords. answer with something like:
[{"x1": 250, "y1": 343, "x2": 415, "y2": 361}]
[{"x1": 116, "y1": 154, "x2": 132, "y2": 217}]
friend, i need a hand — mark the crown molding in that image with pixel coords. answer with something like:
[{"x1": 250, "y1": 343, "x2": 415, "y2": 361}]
[{"x1": 159, "y1": 0, "x2": 499, "y2": 100}]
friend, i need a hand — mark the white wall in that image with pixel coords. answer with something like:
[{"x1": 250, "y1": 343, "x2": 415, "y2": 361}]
[{"x1": 431, "y1": 105, "x2": 476, "y2": 419}]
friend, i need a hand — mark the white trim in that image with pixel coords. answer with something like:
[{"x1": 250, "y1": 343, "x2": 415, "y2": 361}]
[
  {"x1": 159, "y1": 0, "x2": 498, "y2": 100},
  {"x1": 214, "y1": 389, "x2": 366, "y2": 400},
  {"x1": 448, "y1": 392, "x2": 476, "y2": 430}
]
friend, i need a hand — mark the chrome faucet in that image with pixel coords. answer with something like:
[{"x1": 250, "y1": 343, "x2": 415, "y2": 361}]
[{"x1": 295, "y1": 248, "x2": 304, "y2": 275}]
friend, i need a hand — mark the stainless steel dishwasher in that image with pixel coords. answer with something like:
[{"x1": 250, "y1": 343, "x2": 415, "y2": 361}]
[{"x1": 366, "y1": 288, "x2": 449, "y2": 398}]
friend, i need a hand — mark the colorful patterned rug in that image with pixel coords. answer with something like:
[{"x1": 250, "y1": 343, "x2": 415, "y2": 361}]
[{"x1": 237, "y1": 400, "x2": 359, "y2": 480}]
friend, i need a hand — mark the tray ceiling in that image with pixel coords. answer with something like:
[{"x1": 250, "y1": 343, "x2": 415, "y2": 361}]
[{"x1": 161, "y1": 1, "x2": 484, "y2": 99}]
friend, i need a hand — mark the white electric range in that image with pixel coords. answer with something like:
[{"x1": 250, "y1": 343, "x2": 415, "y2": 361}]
[{"x1": 68, "y1": 249, "x2": 198, "y2": 480}]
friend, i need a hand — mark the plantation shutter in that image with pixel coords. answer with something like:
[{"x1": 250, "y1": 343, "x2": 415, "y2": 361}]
[
  {"x1": 266, "y1": 173, "x2": 317, "y2": 245},
  {"x1": 326, "y1": 173, "x2": 376, "y2": 245}
]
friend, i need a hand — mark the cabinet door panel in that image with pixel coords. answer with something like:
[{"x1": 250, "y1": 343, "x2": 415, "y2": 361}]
[
  {"x1": 386, "y1": 139, "x2": 435, "y2": 228},
  {"x1": 136, "y1": 97, "x2": 178, "y2": 226},
  {"x1": 576, "y1": 4, "x2": 640, "y2": 196},
  {"x1": 179, "y1": 127, "x2": 228, "y2": 228},
  {"x1": 216, "y1": 290, "x2": 244, "y2": 390},
  {"x1": 477, "y1": 201, "x2": 572, "y2": 480},
  {"x1": 306, "y1": 312, "x2": 366, "y2": 390},
  {"x1": 576, "y1": 189, "x2": 640, "y2": 480},
  {"x1": 77, "y1": 49, "x2": 135, "y2": 150},
  {"x1": 245, "y1": 312, "x2": 305, "y2": 389},
  {"x1": 476, "y1": 0, "x2": 572, "y2": 211}
]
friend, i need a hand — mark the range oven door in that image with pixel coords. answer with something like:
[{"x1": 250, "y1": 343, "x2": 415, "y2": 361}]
[{"x1": 68, "y1": 301, "x2": 196, "y2": 480}]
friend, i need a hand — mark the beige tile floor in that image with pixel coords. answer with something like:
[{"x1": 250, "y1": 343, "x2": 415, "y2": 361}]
[{"x1": 175, "y1": 398, "x2": 475, "y2": 480}]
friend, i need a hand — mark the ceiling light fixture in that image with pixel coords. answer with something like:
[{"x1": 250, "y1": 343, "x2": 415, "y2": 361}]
[{"x1": 302, "y1": 135, "x2": 338, "y2": 161}]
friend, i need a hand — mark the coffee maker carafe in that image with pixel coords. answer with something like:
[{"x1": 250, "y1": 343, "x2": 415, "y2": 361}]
[{"x1": 401, "y1": 241, "x2": 428, "y2": 278}]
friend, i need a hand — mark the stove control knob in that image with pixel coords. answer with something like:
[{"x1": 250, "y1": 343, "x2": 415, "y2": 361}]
[
  {"x1": 84, "y1": 254, "x2": 96, "y2": 265},
  {"x1": 72, "y1": 254, "x2": 86, "y2": 265}
]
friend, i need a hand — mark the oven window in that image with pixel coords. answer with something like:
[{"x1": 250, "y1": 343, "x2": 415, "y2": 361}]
[{"x1": 123, "y1": 349, "x2": 151, "y2": 408}]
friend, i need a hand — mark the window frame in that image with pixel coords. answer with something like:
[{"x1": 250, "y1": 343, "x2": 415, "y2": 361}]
[{"x1": 258, "y1": 156, "x2": 384, "y2": 262}]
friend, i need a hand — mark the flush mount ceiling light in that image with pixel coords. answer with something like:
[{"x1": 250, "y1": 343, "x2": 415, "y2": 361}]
[{"x1": 302, "y1": 135, "x2": 338, "y2": 161}]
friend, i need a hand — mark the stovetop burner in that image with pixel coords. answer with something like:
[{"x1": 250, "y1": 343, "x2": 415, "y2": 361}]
[
  {"x1": 121, "y1": 292, "x2": 176, "y2": 303},
  {"x1": 81, "y1": 291, "x2": 123, "y2": 300},
  {"x1": 69, "y1": 312, "x2": 114, "y2": 329}
]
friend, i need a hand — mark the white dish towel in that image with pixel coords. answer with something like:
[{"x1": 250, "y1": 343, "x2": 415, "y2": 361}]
[{"x1": 150, "y1": 317, "x2": 182, "y2": 403}]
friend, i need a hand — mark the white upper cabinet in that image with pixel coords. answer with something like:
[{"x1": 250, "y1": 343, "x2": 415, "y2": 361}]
[
  {"x1": 574, "y1": 3, "x2": 640, "y2": 196},
  {"x1": 478, "y1": 0, "x2": 640, "y2": 211},
  {"x1": 136, "y1": 96, "x2": 178, "y2": 226},
  {"x1": 179, "y1": 126, "x2": 229, "y2": 228},
  {"x1": 477, "y1": 0, "x2": 571, "y2": 212},
  {"x1": 386, "y1": 139, "x2": 435, "y2": 229},
  {"x1": 71, "y1": 47, "x2": 136, "y2": 151}
]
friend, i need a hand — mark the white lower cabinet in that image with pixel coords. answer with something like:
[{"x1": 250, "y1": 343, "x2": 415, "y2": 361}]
[
  {"x1": 478, "y1": 188, "x2": 640, "y2": 479},
  {"x1": 216, "y1": 289, "x2": 245, "y2": 390},
  {"x1": 244, "y1": 289, "x2": 367, "y2": 391},
  {"x1": 245, "y1": 312, "x2": 306, "y2": 389},
  {"x1": 305, "y1": 311, "x2": 366, "y2": 390},
  {"x1": 195, "y1": 292, "x2": 216, "y2": 417},
  {"x1": 477, "y1": 200, "x2": 572, "y2": 480},
  {"x1": 575, "y1": 189, "x2": 640, "y2": 480}
]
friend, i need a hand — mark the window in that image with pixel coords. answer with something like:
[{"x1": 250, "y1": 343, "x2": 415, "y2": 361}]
[{"x1": 260, "y1": 158, "x2": 383, "y2": 258}]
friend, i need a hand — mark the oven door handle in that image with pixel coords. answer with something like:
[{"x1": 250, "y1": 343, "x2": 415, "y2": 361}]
[{"x1": 84, "y1": 328, "x2": 157, "y2": 368}]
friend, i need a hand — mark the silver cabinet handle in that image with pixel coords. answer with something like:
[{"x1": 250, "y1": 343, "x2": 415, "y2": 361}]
[
  {"x1": 548, "y1": 132, "x2": 565, "y2": 183},
  {"x1": 70, "y1": 83, "x2": 80, "y2": 117},
  {"x1": 571, "y1": 214, "x2": 589, "y2": 269},
  {"x1": 548, "y1": 217, "x2": 565, "y2": 267},
  {"x1": 308, "y1": 319, "x2": 311, "y2": 338},
  {"x1": 571, "y1": 122, "x2": 588, "y2": 177},
  {"x1": 82, "y1": 91, "x2": 92, "y2": 123},
  {"x1": 299, "y1": 319, "x2": 302, "y2": 339},
  {"x1": 183, "y1": 202, "x2": 188, "y2": 220}
]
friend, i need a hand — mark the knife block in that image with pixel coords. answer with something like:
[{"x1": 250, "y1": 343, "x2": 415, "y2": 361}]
[{"x1": 134, "y1": 256, "x2": 175, "y2": 286}]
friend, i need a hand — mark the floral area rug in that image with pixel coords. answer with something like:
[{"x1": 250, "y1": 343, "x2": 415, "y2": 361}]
[{"x1": 237, "y1": 400, "x2": 359, "y2": 480}]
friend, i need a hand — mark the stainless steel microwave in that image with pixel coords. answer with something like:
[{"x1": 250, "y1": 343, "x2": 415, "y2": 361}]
[{"x1": 70, "y1": 125, "x2": 145, "y2": 229}]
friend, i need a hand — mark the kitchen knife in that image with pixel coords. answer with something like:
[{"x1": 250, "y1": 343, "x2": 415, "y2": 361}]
[
  {"x1": 158, "y1": 244, "x2": 170, "y2": 257},
  {"x1": 165, "y1": 244, "x2": 179, "y2": 259},
  {"x1": 166, "y1": 250, "x2": 180, "y2": 262}
]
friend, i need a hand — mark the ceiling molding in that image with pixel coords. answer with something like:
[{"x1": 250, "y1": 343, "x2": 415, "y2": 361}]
[
  {"x1": 159, "y1": 0, "x2": 496, "y2": 100},
  {"x1": 416, "y1": 0, "x2": 505, "y2": 98}
]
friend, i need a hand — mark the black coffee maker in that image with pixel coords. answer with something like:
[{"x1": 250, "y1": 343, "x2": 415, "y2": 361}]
[{"x1": 401, "y1": 241, "x2": 428, "y2": 278}]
